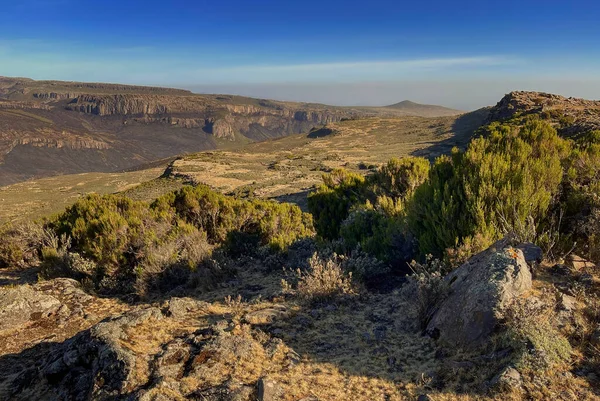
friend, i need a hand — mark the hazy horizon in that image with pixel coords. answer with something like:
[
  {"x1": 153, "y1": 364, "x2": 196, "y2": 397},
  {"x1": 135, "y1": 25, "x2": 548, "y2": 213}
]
[{"x1": 2, "y1": 1, "x2": 599, "y2": 111}]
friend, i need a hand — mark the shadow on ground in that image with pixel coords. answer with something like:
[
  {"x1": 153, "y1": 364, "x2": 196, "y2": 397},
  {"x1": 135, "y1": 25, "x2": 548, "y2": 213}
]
[{"x1": 411, "y1": 107, "x2": 490, "y2": 160}]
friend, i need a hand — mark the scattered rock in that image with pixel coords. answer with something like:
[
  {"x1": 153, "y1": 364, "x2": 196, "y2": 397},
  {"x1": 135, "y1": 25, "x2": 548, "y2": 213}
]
[
  {"x1": 1, "y1": 306, "x2": 164, "y2": 400},
  {"x1": 244, "y1": 305, "x2": 288, "y2": 325},
  {"x1": 490, "y1": 366, "x2": 523, "y2": 391},
  {"x1": 258, "y1": 377, "x2": 282, "y2": 401},
  {"x1": 0, "y1": 285, "x2": 61, "y2": 333},
  {"x1": 557, "y1": 293, "x2": 577, "y2": 312},
  {"x1": 166, "y1": 297, "x2": 209, "y2": 318},
  {"x1": 426, "y1": 240, "x2": 532, "y2": 348},
  {"x1": 566, "y1": 254, "x2": 595, "y2": 271}
]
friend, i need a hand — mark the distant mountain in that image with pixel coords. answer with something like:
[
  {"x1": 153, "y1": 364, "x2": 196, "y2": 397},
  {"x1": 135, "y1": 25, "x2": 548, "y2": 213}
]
[{"x1": 383, "y1": 100, "x2": 463, "y2": 117}]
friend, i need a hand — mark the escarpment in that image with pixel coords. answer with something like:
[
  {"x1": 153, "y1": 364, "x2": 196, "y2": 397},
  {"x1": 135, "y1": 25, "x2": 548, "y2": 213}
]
[{"x1": 0, "y1": 77, "x2": 363, "y2": 185}]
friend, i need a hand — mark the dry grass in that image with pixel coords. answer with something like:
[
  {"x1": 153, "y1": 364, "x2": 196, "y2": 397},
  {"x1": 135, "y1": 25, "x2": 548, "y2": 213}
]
[{"x1": 0, "y1": 167, "x2": 165, "y2": 223}]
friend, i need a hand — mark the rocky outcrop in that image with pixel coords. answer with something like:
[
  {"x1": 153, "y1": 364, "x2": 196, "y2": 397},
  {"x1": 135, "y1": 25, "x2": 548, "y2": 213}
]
[
  {"x1": 13, "y1": 137, "x2": 110, "y2": 150},
  {"x1": 66, "y1": 94, "x2": 174, "y2": 115},
  {"x1": 0, "y1": 285, "x2": 61, "y2": 333},
  {"x1": 487, "y1": 91, "x2": 600, "y2": 137},
  {"x1": 33, "y1": 92, "x2": 79, "y2": 101},
  {"x1": 0, "y1": 100, "x2": 51, "y2": 110},
  {"x1": 426, "y1": 239, "x2": 533, "y2": 348},
  {"x1": 0, "y1": 303, "x2": 298, "y2": 401}
]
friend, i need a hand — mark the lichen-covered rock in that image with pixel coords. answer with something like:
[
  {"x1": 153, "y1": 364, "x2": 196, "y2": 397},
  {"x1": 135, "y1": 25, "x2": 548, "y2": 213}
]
[
  {"x1": 166, "y1": 297, "x2": 210, "y2": 318},
  {"x1": 0, "y1": 285, "x2": 61, "y2": 333},
  {"x1": 0, "y1": 306, "x2": 164, "y2": 401},
  {"x1": 426, "y1": 240, "x2": 532, "y2": 348},
  {"x1": 490, "y1": 366, "x2": 522, "y2": 391}
]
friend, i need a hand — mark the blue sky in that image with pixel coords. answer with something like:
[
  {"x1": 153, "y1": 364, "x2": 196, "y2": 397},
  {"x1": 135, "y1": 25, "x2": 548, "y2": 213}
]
[{"x1": 1, "y1": 0, "x2": 599, "y2": 109}]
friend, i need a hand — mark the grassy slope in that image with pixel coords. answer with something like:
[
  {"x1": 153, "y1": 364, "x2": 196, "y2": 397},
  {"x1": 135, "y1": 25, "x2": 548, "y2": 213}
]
[
  {"x1": 167, "y1": 112, "x2": 483, "y2": 208},
  {"x1": 0, "y1": 111, "x2": 485, "y2": 223}
]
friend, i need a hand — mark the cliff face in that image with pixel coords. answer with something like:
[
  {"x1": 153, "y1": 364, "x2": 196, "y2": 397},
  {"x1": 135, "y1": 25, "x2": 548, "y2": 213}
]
[
  {"x1": 62, "y1": 93, "x2": 355, "y2": 141},
  {"x1": 0, "y1": 77, "x2": 361, "y2": 184},
  {"x1": 488, "y1": 91, "x2": 600, "y2": 137}
]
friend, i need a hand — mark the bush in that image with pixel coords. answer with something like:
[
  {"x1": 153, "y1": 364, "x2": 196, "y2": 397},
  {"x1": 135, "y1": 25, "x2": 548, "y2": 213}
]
[
  {"x1": 154, "y1": 184, "x2": 314, "y2": 250},
  {"x1": 308, "y1": 169, "x2": 368, "y2": 240},
  {"x1": 500, "y1": 298, "x2": 572, "y2": 372},
  {"x1": 0, "y1": 221, "x2": 56, "y2": 269},
  {"x1": 409, "y1": 120, "x2": 570, "y2": 259},
  {"x1": 282, "y1": 253, "x2": 355, "y2": 302},
  {"x1": 560, "y1": 131, "x2": 600, "y2": 262},
  {"x1": 401, "y1": 255, "x2": 448, "y2": 330},
  {"x1": 339, "y1": 205, "x2": 415, "y2": 271},
  {"x1": 371, "y1": 157, "x2": 430, "y2": 199},
  {"x1": 41, "y1": 185, "x2": 313, "y2": 295}
]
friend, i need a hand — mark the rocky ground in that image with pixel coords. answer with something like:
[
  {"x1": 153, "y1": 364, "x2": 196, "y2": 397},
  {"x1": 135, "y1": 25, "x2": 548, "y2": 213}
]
[{"x1": 1, "y1": 241, "x2": 599, "y2": 401}]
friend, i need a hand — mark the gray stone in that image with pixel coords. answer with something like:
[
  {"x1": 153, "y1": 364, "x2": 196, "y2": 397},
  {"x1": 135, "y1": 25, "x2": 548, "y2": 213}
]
[
  {"x1": 426, "y1": 239, "x2": 532, "y2": 348},
  {"x1": 566, "y1": 254, "x2": 595, "y2": 271},
  {"x1": 558, "y1": 293, "x2": 577, "y2": 312},
  {"x1": 166, "y1": 297, "x2": 209, "y2": 318},
  {"x1": 0, "y1": 285, "x2": 61, "y2": 332},
  {"x1": 490, "y1": 366, "x2": 522, "y2": 391},
  {"x1": 417, "y1": 395, "x2": 434, "y2": 401},
  {"x1": 258, "y1": 377, "x2": 281, "y2": 401}
]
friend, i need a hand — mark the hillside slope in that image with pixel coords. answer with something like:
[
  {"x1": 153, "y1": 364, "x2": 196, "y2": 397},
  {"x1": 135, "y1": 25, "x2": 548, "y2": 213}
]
[{"x1": 0, "y1": 77, "x2": 460, "y2": 186}]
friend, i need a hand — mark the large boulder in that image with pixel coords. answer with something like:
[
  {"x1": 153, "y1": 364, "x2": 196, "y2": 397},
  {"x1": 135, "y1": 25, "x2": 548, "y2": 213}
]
[
  {"x1": 426, "y1": 240, "x2": 533, "y2": 348},
  {"x1": 0, "y1": 285, "x2": 61, "y2": 333}
]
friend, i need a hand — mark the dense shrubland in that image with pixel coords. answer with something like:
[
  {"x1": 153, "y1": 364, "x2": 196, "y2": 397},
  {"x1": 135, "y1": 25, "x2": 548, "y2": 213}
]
[
  {"x1": 1, "y1": 115, "x2": 599, "y2": 297},
  {"x1": 0, "y1": 184, "x2": 314, "y2": 296},
  {"x1": 308, "y1": 118, "x2": 600, "y2": 274}
]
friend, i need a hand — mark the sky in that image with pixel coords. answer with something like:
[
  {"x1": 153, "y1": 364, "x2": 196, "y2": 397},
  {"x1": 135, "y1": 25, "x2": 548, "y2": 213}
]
[{"x1": 1, "y1": 0, "x2": 599, "y2": 110}]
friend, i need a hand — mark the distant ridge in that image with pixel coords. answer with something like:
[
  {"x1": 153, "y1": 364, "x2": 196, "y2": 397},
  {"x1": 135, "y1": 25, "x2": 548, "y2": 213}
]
[{"x1": 383, "y1": 100, "x2": 462, "y2": 117}]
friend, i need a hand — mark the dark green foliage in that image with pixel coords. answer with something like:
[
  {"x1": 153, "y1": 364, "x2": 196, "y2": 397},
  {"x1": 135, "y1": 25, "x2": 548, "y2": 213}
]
[
  {"x1": 339, "y1": 205, "x2": 415, "y2": 271},
  {"x1": 308, "y1": 158, "x2": 430, "y2": 242},
  {"x1": 308, "y1": 169, "x2": 368, "y2": 240},
  {"x1": 41, "y1": 184, "x2": 314, "y2": 295},
  {"x1": 153, "y1": 184, "x2": 314, "y2": 250},
  {"x1": 372, "y1": 157, "x2": 430, "y2": 199},
  {"x1": 560, "y1": 130, "x2": 600, "y2": 262},
  {"x1": 408, "y1": 151, "x2": 471, "y2": 258},
  {"x1": 410, "y1": 120, "x2": 570, "y2": 258}
]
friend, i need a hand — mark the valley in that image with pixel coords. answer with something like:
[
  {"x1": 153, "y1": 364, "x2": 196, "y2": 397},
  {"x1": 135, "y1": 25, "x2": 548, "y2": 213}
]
[{"x1": 0, "y1": 77, "x2": 461, "y2": 186}]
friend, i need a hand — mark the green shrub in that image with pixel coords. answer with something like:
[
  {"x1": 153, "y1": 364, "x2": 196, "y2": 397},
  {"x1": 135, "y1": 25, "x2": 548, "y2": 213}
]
[
  {"x1": 408, "y1": 151, "x2": 472, "y2": 258},
  {"x1": 154, "y1": 184, "x2": 314, "y2": 250},
  {"x1": 43, "y1": 185, "x2": 313, "y2": 294},
  {"x1": 339, "y1": 204, "x2": 415, "y2": 271},
  {"x1": 308, "y1": 157, "x2": 429, "y2": 247},
  {"x1": 308, "y1": 169, "x2": 368, "y2": 240},
  {"x1": 410, "y1": 120, "x2": 570, "y2": 259},
  {"x1": 559, "y1": 130, "x2": 600, "y2": 262},
  {"x1": 371, "y1": 157, "x2": 430, "y2": 199}
]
